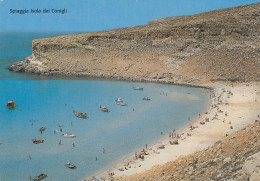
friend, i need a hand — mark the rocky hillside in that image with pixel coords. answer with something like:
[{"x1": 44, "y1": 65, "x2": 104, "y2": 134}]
[
  {"x1": 115, "y1": 121, "x2": 260, "y2": 181},
  {"x1": 9, "y1": 3, "x2": 260, "y2": 84}
]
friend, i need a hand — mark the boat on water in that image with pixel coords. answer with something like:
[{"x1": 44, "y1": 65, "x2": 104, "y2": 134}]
[
  {"x1": 62, "y1": 133, "x2": 76, "y2": 138},
  {"x1": 33, "y1": 173, "x2": 47, "y2": 181},
  {"x1": 133, "y1": 86, "x2": 143, "y2": 90},
  {"x1": 116, "y1": 102, "x2": 128, "y2": 106},
  {"x1": 100, "y1": 105, "x2": 109, "y2": 112},
  {"x1": 73, "y1": 110, "x2": 87, "y2": 118},
  {"x1": 115, "y1": 98, "x2": 128, "y2": 106},
  {"x1": 115, "y1": 98, "x2": 123, "y2": 102},
  {"x1": 6, "y1": 100, "x2": 15, "y2": 109},
  {"x1": 39, "y1": 126, "x2": 46, "y2": 132},
  {"x1": 65, "y1": 162, "x2": 77, "y2": 169},
  {"x1": 142, "y1": 97, "x2": 151, "y2": 101},
  {"x1": 31, "y1": 139, "x2": 44, "y2": 144}
]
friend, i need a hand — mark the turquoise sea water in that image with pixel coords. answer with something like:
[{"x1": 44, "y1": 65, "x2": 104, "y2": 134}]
[{"x1": 0, "y1": 32, "x2": 210, "y2": 181}]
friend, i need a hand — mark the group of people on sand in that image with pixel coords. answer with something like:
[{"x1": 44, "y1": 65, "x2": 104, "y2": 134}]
[
  {"x1": 117, "y1": 162, "x2": 133, "y2": 172},
  {"x1": 104, "y1": 88, "x2": 239, "y2": 180},
  {"x1": 108, "y1": 172, "x2": 115, "y2": 176}
]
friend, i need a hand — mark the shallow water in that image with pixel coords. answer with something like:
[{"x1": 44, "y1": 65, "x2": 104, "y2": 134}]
[
  {"x1": 0, "y1": 80, "x2": 209, "y2": 181},
  {"x1": 0, "y1": 32, "x2": 210, "y2": 181}
]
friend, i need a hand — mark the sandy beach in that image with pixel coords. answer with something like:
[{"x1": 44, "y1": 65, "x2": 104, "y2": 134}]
[{"x1": 86, "y1": 82, "x2": 260, "y2": 181}]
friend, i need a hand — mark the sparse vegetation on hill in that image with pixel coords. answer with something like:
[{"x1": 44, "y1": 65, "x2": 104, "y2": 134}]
[{"x1": 9, "y1": 3, "x2": 260, "y2": 84}]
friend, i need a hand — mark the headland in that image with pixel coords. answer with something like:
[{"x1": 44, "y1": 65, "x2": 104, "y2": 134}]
[{"x1": 8, "y1": 3, "x2": 260, "y2": 181}]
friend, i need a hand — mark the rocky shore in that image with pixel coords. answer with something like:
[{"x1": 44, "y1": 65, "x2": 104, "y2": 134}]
[{"x1": 9, "y1": 3, "x2": 260, "y2": 85}]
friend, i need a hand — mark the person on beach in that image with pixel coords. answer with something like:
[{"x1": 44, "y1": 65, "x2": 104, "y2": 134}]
[
  {"x1": 161, "y1": 131, "x2": 163, "y2": 135},
  {"x1": 73, "y1": 142, "x2": 75, "y2": 148},
  {"x1": 146, "y1": 144, "x2": 148, "y2": 150},
  {"x1": 60, "y1": 127, "x2": 62, "y2": 132},
  {"x1": 96, "y1": 156, "x2": 98, "y2": 161},
  {"x1": 103, "y1": 148, "x2": 105, "y2": 154},
  {"x1": 169, "y1": 132, "x2": 171, "y2": 137},
  {"x1": 133, "y1": 108, "x2": 135, "y2": 111},
  {"x1": 59, "y1": 140, "x2": 61, "y2": 145}
]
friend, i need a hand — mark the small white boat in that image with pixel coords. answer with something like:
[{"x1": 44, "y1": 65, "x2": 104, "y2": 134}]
[
  {"x1": 33, "y1": 173, "x2": 47, "y2": 181},
  {"x1": 115, "y1": 98, "x2": 127, "y2": 106},
  {"x1": 133, "y1": 86, "x2": 143, "y2": 90},
  {"x1": 100, "y1": 106, "x2": 109, "y2": 112},
  {"x1": 62, "y1": 133, "x2": 76, "y2": 138},
  {"x1": 115, "y1": 98, "x2": 123, "y2": 102},
  {"x1": 65, "y1": 162, "x2": 76, "y2": 169},
  {"x1": 116, "y1": 102, "x2": 128, "y2": 106}
]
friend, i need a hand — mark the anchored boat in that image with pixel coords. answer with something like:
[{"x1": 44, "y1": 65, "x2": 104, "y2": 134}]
[
  {"x1": 31, "y1": 139, "x2": 44, "y2": 144},
  {"x1": 6, "y1": 100, "x2": 15, "y2": 109},
  {"x1": 142, "y1": 97, "x2": 151, "y2": 101},
  {"x1": 32, "y1": 173, "x2": 47, "y2": 181},
  {"x1": 73, "y1": 110, "x2": 87, "y2": 118},
  {"x1": 133, "y1": 86, "x2": 143, "y2": 90},
  {"x1": 100, "y1": 105, "x2": 109, "y2": 112},
  {"x1": 65, "y1": 162, "x2": 77, "y2": 169},
  {"x1": 115, "y1": 98, "x2": 128, "y2": 106},
  {"x1": 62, "y1": 133, "x2": 76, "y2": 138},
  {"x1": 115, "y1": 98, "x2": 123, "y2": 102}
]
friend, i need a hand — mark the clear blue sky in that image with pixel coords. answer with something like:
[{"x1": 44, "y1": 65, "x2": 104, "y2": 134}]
[{"x1": 0, "y1": 0, "x2": 259, "y2": 32}]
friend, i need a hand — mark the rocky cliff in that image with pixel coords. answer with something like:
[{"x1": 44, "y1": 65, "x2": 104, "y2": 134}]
[{"x1": 9, "y1": 3, "x2": 260, "y2": 84}]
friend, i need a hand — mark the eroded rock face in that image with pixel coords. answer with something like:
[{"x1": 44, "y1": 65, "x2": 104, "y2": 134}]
[
  {"x1": 243, "y1": 151, "x2": 260, "y2": 181},
  {"x1": 9, "y1": 3, "x2": 260, "y2": 84}
]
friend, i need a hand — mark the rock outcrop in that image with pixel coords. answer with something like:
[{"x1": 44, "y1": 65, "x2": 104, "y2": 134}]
[{"x1": 9, "y1": 3, "x2": 260, "y2": 84}]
